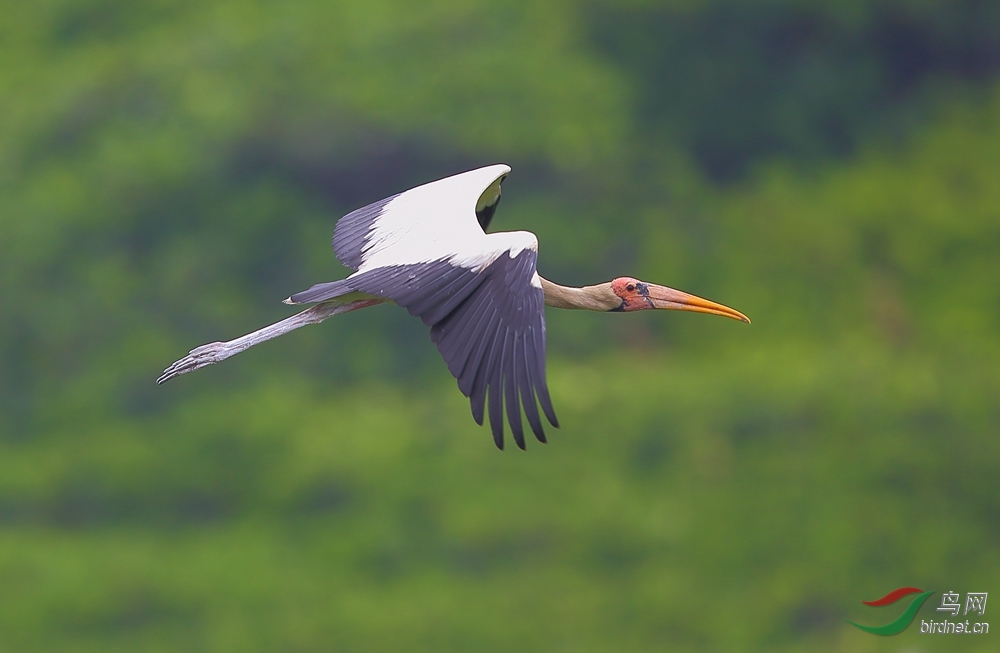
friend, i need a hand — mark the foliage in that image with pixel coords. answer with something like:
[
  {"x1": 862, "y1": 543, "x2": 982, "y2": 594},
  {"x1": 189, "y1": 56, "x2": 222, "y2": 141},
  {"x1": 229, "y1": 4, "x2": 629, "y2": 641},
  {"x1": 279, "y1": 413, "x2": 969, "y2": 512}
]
[{"x1": 0, "y1": 1, "x2": 997, "y2": 651}]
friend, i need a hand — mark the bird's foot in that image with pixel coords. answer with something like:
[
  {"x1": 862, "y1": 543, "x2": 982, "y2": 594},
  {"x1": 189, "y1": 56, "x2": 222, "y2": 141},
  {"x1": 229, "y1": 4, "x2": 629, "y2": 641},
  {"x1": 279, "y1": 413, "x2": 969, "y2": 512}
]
[{"x1": 156, "y1": 341, "x2": 232, "y2": 384}]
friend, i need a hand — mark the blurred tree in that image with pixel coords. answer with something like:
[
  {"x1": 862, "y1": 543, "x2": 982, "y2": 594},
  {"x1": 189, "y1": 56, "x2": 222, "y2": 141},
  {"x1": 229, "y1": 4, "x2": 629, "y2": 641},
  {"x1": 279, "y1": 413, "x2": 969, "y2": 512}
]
[
  {"x1": 590, "y1": 0, "x2": 1000, "y2": 179},
  {"x1": 0, "y1": 1, "x2": 997, "y2": 651}
]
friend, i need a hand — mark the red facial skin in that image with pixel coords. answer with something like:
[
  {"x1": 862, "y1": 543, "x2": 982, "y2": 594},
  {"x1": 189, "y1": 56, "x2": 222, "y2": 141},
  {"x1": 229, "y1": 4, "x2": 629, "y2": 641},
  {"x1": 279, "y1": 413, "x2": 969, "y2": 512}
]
[{"x1": 611, "y1": 277, "x2": 653, "y2": 312}]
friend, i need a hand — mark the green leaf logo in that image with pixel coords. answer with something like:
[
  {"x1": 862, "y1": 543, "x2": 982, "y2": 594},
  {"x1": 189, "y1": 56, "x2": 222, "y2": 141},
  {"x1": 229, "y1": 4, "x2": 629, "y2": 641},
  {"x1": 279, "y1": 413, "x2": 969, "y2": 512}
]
[{"x1": 846, "y1": 588, "x2": 935, "y2": 636}]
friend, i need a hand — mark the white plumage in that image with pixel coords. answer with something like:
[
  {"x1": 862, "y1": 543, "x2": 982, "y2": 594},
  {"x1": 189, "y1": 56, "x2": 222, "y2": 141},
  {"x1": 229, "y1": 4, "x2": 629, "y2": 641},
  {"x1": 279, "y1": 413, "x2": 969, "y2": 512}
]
[{"x1": 354, "y1": 164, "x2": 536, "y2": 274}]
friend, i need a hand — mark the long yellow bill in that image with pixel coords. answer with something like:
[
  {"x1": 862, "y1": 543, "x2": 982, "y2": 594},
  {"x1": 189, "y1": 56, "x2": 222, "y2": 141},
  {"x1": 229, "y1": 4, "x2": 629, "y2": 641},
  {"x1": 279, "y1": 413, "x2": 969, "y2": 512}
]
[{"x1": 646, "y1": 284, "x2": 750, "y2": 323}]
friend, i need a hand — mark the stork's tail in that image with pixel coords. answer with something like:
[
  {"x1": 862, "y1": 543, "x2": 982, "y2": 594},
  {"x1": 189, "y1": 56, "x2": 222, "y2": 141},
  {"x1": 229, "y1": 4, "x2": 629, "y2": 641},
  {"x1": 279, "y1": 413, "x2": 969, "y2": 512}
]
[{"x1": 284, "y1": 279, "x2": 355, "y2": 305}]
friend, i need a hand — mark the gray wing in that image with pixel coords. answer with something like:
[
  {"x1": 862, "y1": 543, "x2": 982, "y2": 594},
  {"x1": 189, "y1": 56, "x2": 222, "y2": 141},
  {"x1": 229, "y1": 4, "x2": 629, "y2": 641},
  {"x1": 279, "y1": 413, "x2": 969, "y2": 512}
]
[
  {"x1": 346, "y1": 249, "x2": 557, "y2": 450},
  {"x1": 331, "y1": 193, "x2": 399, "y2": 271}
]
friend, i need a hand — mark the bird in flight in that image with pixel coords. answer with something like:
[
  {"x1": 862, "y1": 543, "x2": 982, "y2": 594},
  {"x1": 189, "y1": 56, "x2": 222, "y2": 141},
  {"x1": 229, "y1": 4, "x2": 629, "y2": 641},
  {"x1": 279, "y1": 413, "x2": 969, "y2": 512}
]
[{"x1": 158, "y1": 165, "x2": 749, "y2": 449}]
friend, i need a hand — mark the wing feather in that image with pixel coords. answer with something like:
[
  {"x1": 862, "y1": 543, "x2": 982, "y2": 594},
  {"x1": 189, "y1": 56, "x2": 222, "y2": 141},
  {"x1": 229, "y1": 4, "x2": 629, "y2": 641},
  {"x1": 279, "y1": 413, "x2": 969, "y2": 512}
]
[
  {"x1": 331, "y1": 165, "x2": 510, "y2": 273},
  {"x1": 520, "y1": 334, "x2": 546, "y2": 442},
  {"x1": 531, "y1": 323, "x2": 558, "y2": 428},
  {"x1": 487, "y1": 326, "x2": 509, "y2": 449},
  {"x1": 332, "y1": 194, "x2": 399, "y2": 271},
  {"x1": 290, "y1": 164, "x2": 556, "y2": 449},
  {"x1": 469, "y1": 309, "x2": 502, "y2": 428},
  {"x1": 506, "y1": 333, "x2": 525, "y2": 449},
  {"x1": 434, "y1": 287, "x2": 494, "y2": 383}
]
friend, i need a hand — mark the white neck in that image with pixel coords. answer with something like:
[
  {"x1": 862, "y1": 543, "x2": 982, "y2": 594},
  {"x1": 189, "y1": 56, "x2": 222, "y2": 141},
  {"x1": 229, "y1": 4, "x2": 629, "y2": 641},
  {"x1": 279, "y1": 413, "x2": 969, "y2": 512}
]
[{"x1": 539, "y1": 277, "x2": 619, "y2": 311}]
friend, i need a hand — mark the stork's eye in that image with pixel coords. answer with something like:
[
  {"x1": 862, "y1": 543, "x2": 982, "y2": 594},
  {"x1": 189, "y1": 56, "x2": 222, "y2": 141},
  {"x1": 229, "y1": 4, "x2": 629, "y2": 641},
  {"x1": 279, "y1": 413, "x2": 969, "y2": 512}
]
[{"x1": 626, "y1": 283, "x2": 636, "y2": 292}]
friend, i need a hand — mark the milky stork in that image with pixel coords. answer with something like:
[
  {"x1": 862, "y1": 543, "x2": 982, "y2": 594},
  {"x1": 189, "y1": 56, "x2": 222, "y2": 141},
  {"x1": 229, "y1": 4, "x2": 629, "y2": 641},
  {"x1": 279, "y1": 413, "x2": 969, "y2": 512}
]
[{"x1": 158, "y1": 165, "x2": 749, "y2": 449}]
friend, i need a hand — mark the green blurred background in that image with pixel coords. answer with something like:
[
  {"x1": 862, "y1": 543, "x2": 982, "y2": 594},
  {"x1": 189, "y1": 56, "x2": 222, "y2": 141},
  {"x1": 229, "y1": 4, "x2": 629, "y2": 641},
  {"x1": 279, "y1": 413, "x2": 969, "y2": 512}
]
[{"x1": 1, "y1": 1, "x2": 998, "y2": 651}]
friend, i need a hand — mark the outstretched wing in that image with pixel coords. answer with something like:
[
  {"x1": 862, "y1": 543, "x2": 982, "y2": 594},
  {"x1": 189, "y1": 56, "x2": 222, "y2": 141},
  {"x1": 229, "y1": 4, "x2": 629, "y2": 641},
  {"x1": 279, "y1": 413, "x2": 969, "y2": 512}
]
[
  {"x1": 286, "y1": 164, "x2": 557, "y2": 448},
  {"x1": 332, "y1": 164, "x2": 510, "y2": 272},
  {"x1": 346, "y1": 235, "x2": 558, "y2": 450},
  {"x1": 291, "y1": 164, "x2": 509, "y2": 304}
]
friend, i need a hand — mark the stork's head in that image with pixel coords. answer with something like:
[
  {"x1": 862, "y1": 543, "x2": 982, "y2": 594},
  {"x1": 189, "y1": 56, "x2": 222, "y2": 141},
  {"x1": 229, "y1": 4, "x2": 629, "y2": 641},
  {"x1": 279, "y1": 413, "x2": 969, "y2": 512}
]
[{"x1": 609, "y1": 277, "x2": 750, "y2": 322}]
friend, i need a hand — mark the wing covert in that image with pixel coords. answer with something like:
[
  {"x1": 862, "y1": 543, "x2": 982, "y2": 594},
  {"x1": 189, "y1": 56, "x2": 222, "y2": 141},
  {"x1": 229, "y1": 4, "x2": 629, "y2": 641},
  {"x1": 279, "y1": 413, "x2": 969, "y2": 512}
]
[{"x1": 329, "y1": 164, "x2": 510, "y2": 273}]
